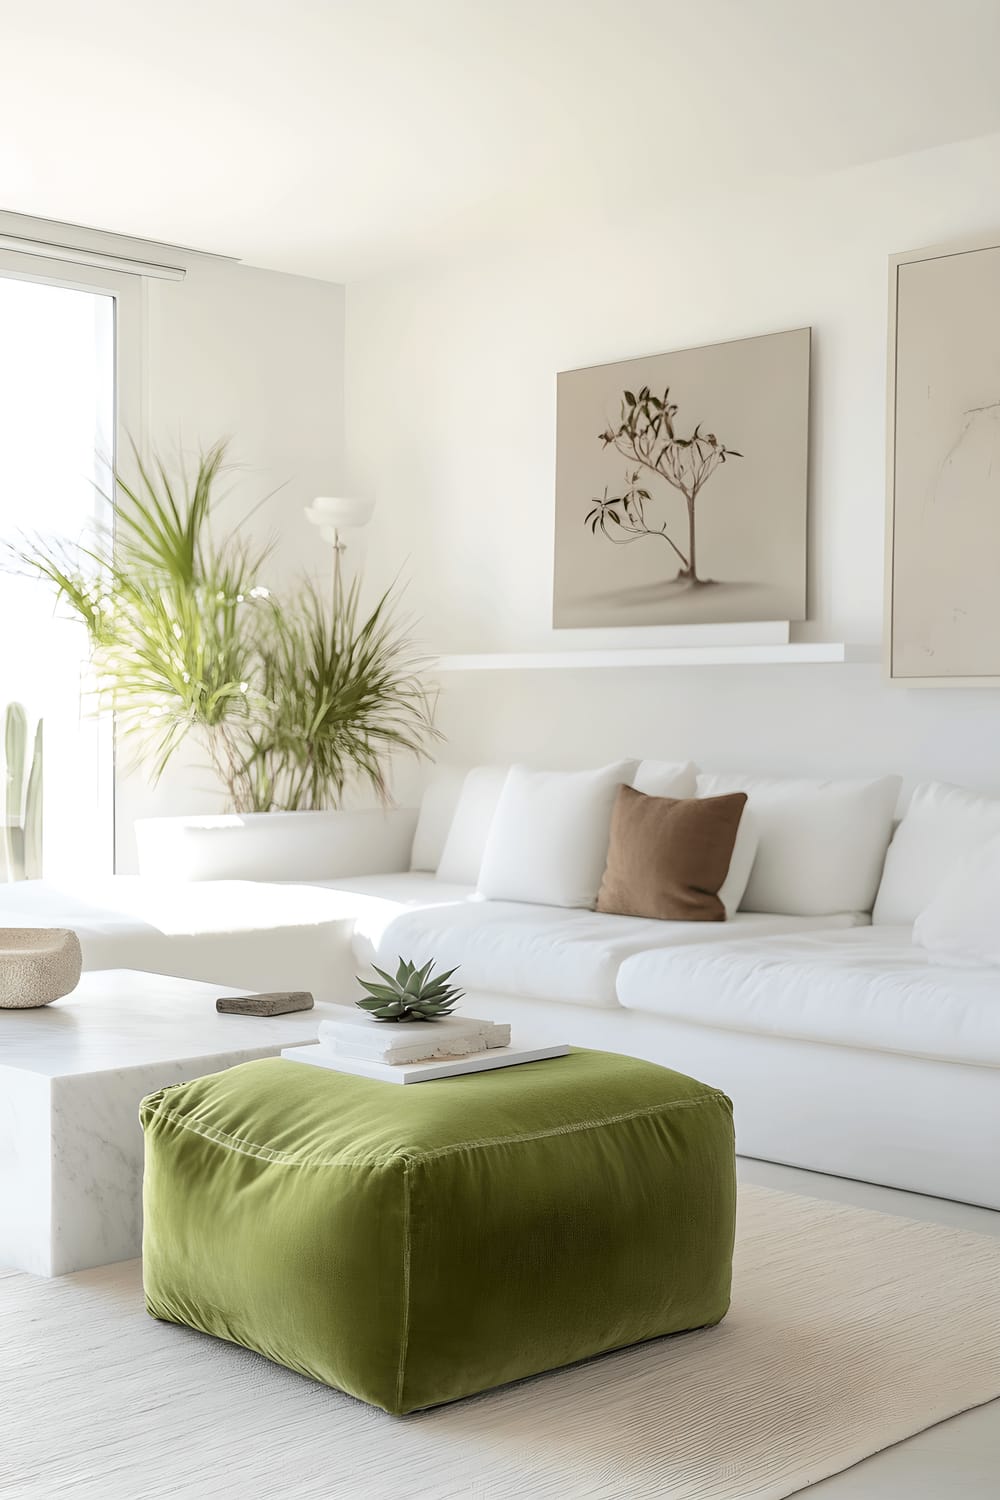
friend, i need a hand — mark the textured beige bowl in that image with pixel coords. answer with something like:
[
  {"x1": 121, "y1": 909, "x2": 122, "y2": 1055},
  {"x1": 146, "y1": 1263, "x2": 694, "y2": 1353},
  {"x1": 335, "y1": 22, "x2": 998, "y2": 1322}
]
[{"x1": 0, "y1": 929, "x2": 83, "y2": 1008}]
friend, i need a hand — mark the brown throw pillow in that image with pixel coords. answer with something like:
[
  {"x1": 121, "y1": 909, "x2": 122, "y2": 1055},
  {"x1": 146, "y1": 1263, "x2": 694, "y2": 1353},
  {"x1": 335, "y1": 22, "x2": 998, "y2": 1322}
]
[{"x1": 596, "y1": 785, "x2": 748, "y2": 922}]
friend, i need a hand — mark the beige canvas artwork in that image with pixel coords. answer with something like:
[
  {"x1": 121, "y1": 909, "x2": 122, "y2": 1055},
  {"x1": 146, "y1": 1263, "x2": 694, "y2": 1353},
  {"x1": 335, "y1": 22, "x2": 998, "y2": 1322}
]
[
  {"x1": 553, "y1": 328, "x2": 810, "y2": 628},
  {"x1": 889, "y1": 239, "x2": 1000, "y2": 682}
]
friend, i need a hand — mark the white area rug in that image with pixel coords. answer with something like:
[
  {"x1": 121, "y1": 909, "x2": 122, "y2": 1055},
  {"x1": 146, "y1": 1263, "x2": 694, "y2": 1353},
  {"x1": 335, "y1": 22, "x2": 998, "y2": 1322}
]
[{"x1": 2, "y1": 1186, "x2": 999, "y2": 1500}]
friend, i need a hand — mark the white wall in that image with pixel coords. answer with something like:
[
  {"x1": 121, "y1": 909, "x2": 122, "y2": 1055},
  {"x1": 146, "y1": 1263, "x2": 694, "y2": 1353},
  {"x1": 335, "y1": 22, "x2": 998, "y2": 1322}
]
[
  {"x1": 345, "y1": 131, "x2": 1000, "y2": 796},
  {"x1": 115, "y1": 255, "x2": 345, "y2": 866}
]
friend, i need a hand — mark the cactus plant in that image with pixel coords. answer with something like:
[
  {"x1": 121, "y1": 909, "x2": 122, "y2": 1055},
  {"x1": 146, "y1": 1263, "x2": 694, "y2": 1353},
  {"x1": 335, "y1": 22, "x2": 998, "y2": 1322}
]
[
  {"x1": 23, "y1": 720, "x2": 43, "y2": 879},
  {"x1": 2, "y1": 702, "x2": 43, "y2": 882},
  {"x1": 3, "y1": 702, "x2": 26, "y2": 881}
]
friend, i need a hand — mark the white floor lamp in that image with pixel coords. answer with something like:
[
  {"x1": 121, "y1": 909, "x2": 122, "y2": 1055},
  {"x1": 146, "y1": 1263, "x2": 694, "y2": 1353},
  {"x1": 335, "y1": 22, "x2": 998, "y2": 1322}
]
[{"x1": 304, "y1": 495, "x2": 375, "y2": 609}]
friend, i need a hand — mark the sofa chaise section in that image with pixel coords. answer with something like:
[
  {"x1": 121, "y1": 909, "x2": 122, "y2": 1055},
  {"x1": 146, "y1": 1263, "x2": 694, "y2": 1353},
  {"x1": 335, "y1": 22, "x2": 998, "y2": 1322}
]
[
  {"x1": 1, "y1": 810, "x2": 429, "y2": 997},
  {"x1": 0, "y1": 877, "x2": 367, "y2": 997}
]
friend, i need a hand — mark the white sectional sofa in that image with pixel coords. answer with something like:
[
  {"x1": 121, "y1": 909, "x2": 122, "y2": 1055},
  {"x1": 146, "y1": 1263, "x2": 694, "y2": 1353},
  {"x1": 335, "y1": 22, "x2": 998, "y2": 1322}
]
[{"x1": 4, "y1": 767, "x2": 1000, "y2": 1210}]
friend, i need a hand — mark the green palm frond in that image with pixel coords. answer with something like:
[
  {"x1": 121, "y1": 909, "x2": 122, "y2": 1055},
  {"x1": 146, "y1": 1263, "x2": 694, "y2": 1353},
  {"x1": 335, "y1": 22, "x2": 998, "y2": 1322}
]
[{"x1": 243, "y1": 573, "x2": 440, "y2": 812}]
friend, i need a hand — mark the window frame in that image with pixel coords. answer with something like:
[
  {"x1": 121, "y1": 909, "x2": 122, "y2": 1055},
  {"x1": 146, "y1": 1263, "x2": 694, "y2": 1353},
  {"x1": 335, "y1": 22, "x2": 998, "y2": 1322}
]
[{"x1": 0, "y1": 247, "x2": 145, "y2": 877}]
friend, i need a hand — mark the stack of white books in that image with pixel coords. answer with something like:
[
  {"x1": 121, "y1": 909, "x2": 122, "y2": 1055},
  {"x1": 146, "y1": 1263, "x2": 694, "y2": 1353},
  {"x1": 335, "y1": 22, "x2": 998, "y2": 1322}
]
[{"x1": 281, "y1": 1011, "x2": 569, "y2": 1085}]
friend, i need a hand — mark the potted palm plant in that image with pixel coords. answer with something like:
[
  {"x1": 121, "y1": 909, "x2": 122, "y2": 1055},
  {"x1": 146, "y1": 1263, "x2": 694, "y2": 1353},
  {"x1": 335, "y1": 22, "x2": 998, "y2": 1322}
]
[{"x1": 14, "y1": 441, "x2": 440, "y2": 877}]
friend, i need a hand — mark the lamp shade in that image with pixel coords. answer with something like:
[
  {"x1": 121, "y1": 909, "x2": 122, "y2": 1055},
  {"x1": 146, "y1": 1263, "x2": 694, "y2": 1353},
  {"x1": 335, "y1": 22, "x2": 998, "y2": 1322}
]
[{"x1": 305, "y1": 495, "x2": 375, "y2": 531}]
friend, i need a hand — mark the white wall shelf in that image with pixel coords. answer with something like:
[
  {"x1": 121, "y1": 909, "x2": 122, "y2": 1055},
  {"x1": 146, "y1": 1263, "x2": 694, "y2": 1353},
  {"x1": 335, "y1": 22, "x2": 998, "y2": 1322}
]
[{"x1": 432, "y1": 643, "x2": 880, "y2": 672}]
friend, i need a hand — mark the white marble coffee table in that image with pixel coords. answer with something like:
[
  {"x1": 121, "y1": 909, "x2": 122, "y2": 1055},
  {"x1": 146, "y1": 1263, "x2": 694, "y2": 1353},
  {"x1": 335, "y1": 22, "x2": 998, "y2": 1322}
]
[{"x1": 0, "y1": 969, "x2": 339, "y2": 1277}]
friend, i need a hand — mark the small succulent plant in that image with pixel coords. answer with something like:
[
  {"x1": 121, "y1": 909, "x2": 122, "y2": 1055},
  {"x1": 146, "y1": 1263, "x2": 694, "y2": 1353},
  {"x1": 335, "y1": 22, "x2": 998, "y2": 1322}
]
[{"x1": 355, "y1": 957, "x2": 463, "y2": 1022}]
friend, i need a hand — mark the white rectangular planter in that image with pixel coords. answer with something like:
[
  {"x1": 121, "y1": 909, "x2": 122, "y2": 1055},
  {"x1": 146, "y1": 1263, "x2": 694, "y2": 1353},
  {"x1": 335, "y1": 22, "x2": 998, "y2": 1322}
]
[{"x1": 134, "y1": 806, "x2": 418, "y2": 882}]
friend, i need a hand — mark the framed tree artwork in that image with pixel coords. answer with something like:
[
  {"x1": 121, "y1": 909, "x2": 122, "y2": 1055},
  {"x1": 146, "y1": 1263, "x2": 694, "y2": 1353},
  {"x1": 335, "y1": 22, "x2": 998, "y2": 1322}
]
[
  {"x1": 553, "y1": 328, "x2": 810, "y2": 627},
  {"x1": 887, "y1": 235, "x2": 1000, "y2": 684}
]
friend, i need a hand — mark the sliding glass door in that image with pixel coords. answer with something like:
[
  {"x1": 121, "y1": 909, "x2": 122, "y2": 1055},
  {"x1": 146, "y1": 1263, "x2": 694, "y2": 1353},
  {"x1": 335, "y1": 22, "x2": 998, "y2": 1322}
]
[{"x1": 0, "y1": 256, "x2": 137, "y2": 882}]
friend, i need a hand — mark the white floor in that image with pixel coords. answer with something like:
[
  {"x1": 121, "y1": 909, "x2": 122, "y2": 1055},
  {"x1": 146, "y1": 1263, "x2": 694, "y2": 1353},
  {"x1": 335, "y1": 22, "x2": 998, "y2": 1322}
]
[{"x1": 738, "y1": 1158, "x2": 1000, "y2": 1497}]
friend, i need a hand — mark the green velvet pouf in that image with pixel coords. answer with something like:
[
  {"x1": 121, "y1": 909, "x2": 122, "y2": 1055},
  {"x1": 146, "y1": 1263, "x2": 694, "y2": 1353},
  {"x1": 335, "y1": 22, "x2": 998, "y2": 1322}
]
[{"x1": 140, "y1": 1049, "x2": 736, "y2": 1415}]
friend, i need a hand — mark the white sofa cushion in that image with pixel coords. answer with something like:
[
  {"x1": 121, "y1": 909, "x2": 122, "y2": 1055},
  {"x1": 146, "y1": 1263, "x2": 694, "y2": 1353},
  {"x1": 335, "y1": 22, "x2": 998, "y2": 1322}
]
[
  {"x1": 409, "y1": 764, "x2": 468, "y2": 872},
  {"x1": 913, "y1": 833, "x2": 1000, "y2": 966},
  {"x1": 374, "y1": 902, "x2": 863, "y2": 1010},
  {"x1": 615, "y1": 925, "x2": 1000, "y2": 1067},
  {"x1": 477, "y1": 761, "x2": 637, "y2": 908},
  {"x1": 696, "y1": 772, "x2": 901, "y2": 916},
  {"x1": 435, "y1": 764, "x2": 509, "y2": 885},
  {"x1": 631, "y1": 760, "x2": 698, "y2": 798},
  {"x1": 873, "y1": 781, "x2": 1000, "y2": 926},
  {"x1": 717, "y1": 808, "x2": 759, "y2": 918}
]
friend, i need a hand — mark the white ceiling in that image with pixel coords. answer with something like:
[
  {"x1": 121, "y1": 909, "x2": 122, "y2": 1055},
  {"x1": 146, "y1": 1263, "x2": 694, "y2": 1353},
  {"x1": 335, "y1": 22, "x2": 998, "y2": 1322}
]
[{"x1": 2, "y1": 0, "x2": 1000, "y2": 283}]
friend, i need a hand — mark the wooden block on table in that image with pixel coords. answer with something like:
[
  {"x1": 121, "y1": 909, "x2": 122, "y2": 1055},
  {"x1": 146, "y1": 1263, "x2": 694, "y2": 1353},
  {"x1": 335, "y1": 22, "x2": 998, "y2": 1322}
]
[{"x1": 216, "y1": 991, "x2": 315, "y2": 1017}]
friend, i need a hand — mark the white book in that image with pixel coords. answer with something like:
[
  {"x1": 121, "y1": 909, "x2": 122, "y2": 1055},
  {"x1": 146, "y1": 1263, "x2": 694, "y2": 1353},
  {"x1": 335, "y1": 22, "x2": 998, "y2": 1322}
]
[{"x1": 281, "y1": 1039, "x2": 569, "y2": 1085}]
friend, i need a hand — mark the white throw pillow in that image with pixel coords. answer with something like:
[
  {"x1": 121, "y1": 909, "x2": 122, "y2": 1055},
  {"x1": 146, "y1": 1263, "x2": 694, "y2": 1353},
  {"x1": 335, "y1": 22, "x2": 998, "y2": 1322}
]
[
  {"x1": 478, "y1": 761, "x2": 638, "y2": 908},
  {"x1": 914, "y1": 833, "x2": 1000, "y2": 965},
  {"x1": 696, "y1": 771, "x2": 902, "y2": 916},
  {"x1": 716, "y1": 806, "x2": 759, "y2": 919},
  {"x1": 435, "y1": 765, "x2": 510, "y2": 885},
  {"x1": 873, "y1": 781, "x2": 1000, "y2": 926},
  {"x1": 631, "y1": 760, "x2": 698, "y2": 798},
  {"x1": 409, "y1": 764, "x2": 468, "y2": 872}
]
